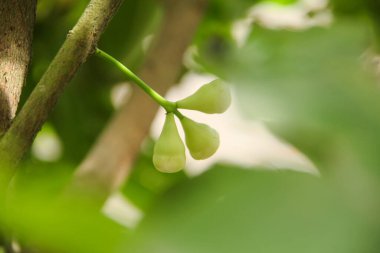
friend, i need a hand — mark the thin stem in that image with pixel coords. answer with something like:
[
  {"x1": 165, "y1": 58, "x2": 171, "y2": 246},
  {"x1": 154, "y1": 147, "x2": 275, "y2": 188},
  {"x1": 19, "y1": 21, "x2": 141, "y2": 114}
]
[{"x1": 95, "y1": 48, "x2": 183, "y2": 118}]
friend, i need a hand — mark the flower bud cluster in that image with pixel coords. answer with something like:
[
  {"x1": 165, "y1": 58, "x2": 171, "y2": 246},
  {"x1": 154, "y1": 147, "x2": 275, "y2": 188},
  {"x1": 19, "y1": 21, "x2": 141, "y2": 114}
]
[{"x1": 153, "y1": 79, "x2": 231, "y2": 173}]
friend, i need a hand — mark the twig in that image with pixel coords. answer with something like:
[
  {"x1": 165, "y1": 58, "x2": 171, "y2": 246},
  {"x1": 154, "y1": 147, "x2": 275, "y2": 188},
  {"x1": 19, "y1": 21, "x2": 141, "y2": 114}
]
[{"x1": 95, "y1": 48, "x2": 184, "y2": 118}]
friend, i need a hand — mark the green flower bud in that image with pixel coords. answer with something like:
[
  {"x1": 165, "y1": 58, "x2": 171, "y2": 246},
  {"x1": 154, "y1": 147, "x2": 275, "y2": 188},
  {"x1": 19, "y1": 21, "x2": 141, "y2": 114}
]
[
  {"x1": 180, "y1": 117, "x2": 220, "y2": 160},
  {"x1": 176, "y1": 79, "x2": 231, "y2": 114},
  {"x1": 153, "y1": 113, "x2": 186, "y2": 173}
]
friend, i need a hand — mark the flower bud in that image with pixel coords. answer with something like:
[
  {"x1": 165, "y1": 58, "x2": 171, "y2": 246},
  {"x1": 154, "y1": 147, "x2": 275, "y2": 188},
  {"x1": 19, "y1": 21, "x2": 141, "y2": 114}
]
[
  {"x1": 176, "y1": 79, "x2": 231, "y2": 114},
  {"x1": 180, "y1": 117, "x2": 220, "y2": 160},
  {"x1": 153, "y1": 113, "x2": 186, "y2": 173}
]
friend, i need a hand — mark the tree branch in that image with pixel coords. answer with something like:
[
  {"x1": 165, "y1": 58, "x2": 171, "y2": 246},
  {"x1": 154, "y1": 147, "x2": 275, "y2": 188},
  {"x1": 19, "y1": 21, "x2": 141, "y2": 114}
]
[
  {"x1": 0, "y1": 0, "x2": 36, "y2": 135},
  {"x1": 0, "y1": 0, "x2": 124, "y2": 171},
  {"x1": 0, "y1": 5, "x2": 36, "y2": 245},
  {"x1": 68, "y1": 0, "x2": 208, "y2": 203}
]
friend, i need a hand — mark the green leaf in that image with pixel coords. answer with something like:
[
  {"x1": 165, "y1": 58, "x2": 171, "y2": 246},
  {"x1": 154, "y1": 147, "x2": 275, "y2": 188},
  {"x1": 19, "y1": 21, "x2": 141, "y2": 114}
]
[
  {"x1": 197, "y1": 17, "x2": 380, "y2": 174},
  {"x1": 1, "y1": 166, "x2": 131, "y2": 253},
  {"x1": 125, "y1": 167, "x2": 380, "y2": 253}
]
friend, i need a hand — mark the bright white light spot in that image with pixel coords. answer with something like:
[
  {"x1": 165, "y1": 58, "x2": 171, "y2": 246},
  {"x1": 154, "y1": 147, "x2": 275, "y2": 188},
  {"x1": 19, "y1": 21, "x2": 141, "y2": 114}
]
[
  {"x1": 103, "y1": 193, "x2": 143, "y2": 228},
  {"x1": 32, "y1": 124, "x2": 62, "y2": 162},
  {"x1": 302, "y1": 0, "x2": 329, "y2": 10},
  {"x1": 142, "y1": 34, "x2": 154, "y2": 53},
  {"x1": 183, "y1": 45, "x2": 202, "y2": 70},
  {"x1": 11, "y1": 241, "x2": 21, "y2": 253},
  {"x1": 249, "y1": 0, "x2": 332, "y2": 29},
  {"x1": 110, "y1": 82, "x2": 132, "y2": 109},
  {"x1": 231, "y1": 0, "x2": 332, "y2": 47},
  {"x1": 151, "y1": 72, "x2": 319, "y2": 177},
  {"x1": 232, "y1": 18, "x2": 253, "y2": 48}
]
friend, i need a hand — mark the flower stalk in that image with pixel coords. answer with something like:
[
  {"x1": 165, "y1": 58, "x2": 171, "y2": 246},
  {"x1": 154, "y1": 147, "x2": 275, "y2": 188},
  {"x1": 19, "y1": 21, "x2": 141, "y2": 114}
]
[{"x1": 95, "y1": 48, "x2": 184, "y2": 118}]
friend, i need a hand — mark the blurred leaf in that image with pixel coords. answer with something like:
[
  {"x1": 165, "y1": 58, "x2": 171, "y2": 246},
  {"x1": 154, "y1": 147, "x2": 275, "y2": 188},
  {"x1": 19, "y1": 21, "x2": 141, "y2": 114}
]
[
  {"x1": 1, "y1": 168, "x2": 131, "y2": 253},
  {"x1": 234, "y1": 19, "x2": 377, "y2": 124},
  {"x1": 330, "y1": 0, "x2": 380, "y2": 18},
  {"x1": 196, "y1": 17, "x2": 380, "y2": 173},
  {"x1": 330, "y1": 0, "x2": 380, "y2": 50},
  {"x1": 124, "y1": 166, "x2": 380, "y2": 253},
  {"x1": 100, "y1": 0, "x2": 161, "y2": 66},
  {"x1": 122, "y1": 139, "x2": 187, "y2": 211},
  {"x1": 194, "y1": 0, "x2": 260, "y2": 67}
]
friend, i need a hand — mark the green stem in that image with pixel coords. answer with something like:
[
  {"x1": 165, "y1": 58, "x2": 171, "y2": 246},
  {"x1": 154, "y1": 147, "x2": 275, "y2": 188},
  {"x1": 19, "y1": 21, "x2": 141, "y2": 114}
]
[{"x1": 95, "y1": 48, "x2": 183, "y2": 118}]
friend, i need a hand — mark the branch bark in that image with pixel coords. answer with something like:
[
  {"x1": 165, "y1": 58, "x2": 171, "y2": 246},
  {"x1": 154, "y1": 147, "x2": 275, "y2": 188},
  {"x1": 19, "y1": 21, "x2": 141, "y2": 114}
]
[
  {"x1": 0, "y1": 0, "x2": 36, "y2": 135},
  {"x1": 68, "y1": 0, "x2": 208, "y2": 203},
  {"x1": 0, "y1": 0, "x2": 124, "y2": 172},
  {"x1": 0, "y1": 5, "x2": 36, "y2": 245}
]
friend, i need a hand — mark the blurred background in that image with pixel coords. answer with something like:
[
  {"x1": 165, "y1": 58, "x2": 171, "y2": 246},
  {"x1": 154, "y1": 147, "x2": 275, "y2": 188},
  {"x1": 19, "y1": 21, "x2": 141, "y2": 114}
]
[{"x1": 1, "y1": 0, "x2": 380, "y2": 252}]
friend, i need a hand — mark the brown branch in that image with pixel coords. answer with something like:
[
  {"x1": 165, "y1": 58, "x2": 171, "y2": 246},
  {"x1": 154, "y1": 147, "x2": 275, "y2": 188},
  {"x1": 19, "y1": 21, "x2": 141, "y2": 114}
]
[
  {"x1": 0, "y1": 3, "x2": 36, "y2": 237},
  {"x1": 68, "y1": 0, "x2": 208, "y2": 202},
  {"x1": 0, "y1": 0, "x2": 124, "y2": 172},
  {"x1": 0, "y1": 0, "x2": 36, "y2": 135}
]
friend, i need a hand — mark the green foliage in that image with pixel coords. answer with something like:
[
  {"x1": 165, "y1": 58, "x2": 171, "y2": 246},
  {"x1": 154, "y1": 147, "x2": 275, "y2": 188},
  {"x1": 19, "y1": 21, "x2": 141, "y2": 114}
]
[
  {"x1": 2, "y1": 0, "x2": 380, "y2": 252},
  {"x1": 124, "y1": 167, "x2": 380, "y2": 253},
  {"x1": 330, "y1": 0, "x2": 380, "y2": 18},
  {"x1": 4, "y1": 189, "x2": 130, "y2": 253},
  {"x1": 195, "y1": 16, "x2": 380, "y2": 173},
  {"x1": 122, "y1": 146, "x2": 187, "y2": 210}
]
